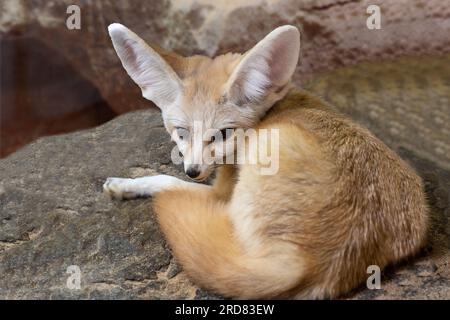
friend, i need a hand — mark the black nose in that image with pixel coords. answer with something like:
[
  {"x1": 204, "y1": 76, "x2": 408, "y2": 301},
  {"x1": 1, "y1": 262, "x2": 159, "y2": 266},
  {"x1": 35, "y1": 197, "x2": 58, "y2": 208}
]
[{"x1": 186, "y1": 167, "x2": 200, "y2": 179}]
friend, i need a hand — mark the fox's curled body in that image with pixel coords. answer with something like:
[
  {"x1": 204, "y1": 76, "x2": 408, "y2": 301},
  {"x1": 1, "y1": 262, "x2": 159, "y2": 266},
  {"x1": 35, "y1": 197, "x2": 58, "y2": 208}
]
[
  {"x1": 105, "y1": 24, "x2": 429, "y2": 299},
  {"x1": 154, "y1": 90, "x2": 428, "y2": 299}
]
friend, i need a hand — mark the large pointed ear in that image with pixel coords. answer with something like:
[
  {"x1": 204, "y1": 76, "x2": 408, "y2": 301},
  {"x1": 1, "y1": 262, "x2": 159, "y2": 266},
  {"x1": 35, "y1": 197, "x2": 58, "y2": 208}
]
[
  {"x1": 224, "y1": 25, "x2": 300, "y2": 104},
  {"x1": 108, "y1": 23, "x2": 183, "y2": 109}
]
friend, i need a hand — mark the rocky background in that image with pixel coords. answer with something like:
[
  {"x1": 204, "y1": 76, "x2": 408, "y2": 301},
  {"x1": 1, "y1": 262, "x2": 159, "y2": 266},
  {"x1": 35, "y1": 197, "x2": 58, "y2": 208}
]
[
  {"x1": 1, "y1": 0, "x2": 449, "y2": 156},
  {"x1": 0, "y1": 0, "x2": 449, "y2": 299}
]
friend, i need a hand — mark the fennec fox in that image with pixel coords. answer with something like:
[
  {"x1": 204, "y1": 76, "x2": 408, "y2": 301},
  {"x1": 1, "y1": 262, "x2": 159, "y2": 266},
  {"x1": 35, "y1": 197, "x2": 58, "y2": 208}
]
[{"x1": 104, "y1": 23, "x2": 429, "y2": 299}]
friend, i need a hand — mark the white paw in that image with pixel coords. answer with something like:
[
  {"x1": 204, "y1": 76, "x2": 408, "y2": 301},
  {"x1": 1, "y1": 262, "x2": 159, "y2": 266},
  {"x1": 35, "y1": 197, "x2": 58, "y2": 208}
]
[{"x1": 103, "y1": 177, "x2": 137, "y2": 200}]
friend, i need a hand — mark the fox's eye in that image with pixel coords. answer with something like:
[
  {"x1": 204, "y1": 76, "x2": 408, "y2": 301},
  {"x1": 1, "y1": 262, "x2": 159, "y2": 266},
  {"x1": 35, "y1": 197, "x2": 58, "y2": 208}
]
[
  {"x1": 175, "y1": 127, "x2": 189, "y2": 140},
  {"x1": 220, "y1": 128, "x2": 233, "y2": 139},
  {"x1": 209, "y1": 128, "x2": 234, "y2": 143}
]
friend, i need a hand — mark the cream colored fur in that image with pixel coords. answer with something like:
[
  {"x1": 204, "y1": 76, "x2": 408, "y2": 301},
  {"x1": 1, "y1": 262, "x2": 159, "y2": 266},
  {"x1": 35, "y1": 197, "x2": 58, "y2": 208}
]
[{"x1": 104, "y1": 24, "x2": 429, "y2": 299}]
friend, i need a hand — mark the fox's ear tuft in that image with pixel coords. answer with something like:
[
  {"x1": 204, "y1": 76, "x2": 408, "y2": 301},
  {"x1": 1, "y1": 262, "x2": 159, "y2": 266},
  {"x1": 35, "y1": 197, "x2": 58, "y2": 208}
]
[
  {"x1": 108, "y1": 23, "x2": 182, "y2": 109},
  {"x1": 225, "y1": 25, "x2": 300, "y2": 105}
]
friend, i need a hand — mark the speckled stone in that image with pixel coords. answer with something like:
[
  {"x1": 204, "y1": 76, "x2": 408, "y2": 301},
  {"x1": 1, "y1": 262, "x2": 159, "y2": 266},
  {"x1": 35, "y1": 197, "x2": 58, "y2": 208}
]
[{"x1": 1, "y1": 0, "x2": 448, "y2": 114}]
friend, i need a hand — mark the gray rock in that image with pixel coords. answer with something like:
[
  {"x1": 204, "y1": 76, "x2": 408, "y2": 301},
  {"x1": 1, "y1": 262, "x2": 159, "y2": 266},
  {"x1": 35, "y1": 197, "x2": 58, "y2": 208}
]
[{"x1": 0, "y1": 109, "x2": 204, "y2": 299}]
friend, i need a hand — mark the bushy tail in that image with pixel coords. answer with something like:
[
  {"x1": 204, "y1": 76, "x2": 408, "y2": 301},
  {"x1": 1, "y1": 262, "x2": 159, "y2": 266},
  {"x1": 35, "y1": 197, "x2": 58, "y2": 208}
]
[{"x1": 153, "y1": 188, "x2": 305, "y2": 299}]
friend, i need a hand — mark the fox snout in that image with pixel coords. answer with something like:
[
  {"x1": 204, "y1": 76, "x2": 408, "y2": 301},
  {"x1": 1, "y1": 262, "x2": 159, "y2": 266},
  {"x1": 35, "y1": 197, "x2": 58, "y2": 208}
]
[
  {"x1": 185, "y1": 165, "x2": 201, "y2": 179},
  {"x1": 183, "y1": 162, "x2": 213, "y2": 181},
  {"x1": 179, "y1": 139, "x2": 215, "y2": 181}
]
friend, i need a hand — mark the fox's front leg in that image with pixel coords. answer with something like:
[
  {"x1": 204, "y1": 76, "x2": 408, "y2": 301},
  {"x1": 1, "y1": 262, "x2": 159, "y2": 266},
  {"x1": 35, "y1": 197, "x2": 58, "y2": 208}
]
[{"x1": 103, "y1": 175, "x2": 209, "y2": 200}]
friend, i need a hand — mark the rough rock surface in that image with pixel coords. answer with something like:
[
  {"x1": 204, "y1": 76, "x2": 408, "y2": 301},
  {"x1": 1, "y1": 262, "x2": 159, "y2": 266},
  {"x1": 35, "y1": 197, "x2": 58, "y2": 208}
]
[
  {"x1": 0, "y1": 36, "x2": 115, "y2": 157},
  {"x1": 0, "y1": 55, "x2": 449, "y2": 299},
  {"x1": 0, "y1": 109, "x2": 202, "y2": 299},
  {"x1": 2, "y1": 0, "x2": 450, "y2": 157},
  {"x1": 1, "y1": 0, "x2": 449, "y2": 114}
]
